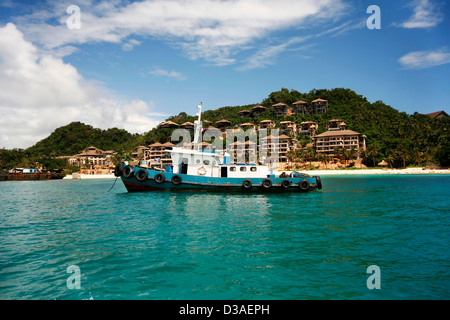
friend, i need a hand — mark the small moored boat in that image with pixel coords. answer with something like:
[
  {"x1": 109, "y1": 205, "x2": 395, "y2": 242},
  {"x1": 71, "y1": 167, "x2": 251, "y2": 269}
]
[{"x1": 0, "y1": 168, "x2": 66, "y2": 181}]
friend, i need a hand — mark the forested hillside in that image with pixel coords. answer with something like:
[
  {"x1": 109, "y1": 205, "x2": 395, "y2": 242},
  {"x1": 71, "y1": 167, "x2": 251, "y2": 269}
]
[
  {"x1": 146, "y1": 88, "x2": 449, "y2": 167},
  {"x1": 1, "y1": 88, "x2": 448, "y2": 170},
  {"x1": 26, "y1": 122, "x2": 142, "y2": 156}
]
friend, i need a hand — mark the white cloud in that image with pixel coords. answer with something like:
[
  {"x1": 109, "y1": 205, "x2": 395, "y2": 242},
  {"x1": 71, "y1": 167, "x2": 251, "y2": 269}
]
[
  {"x1": 121, "y1": 99, "x2": 164, "y2": 133},
  {"x1": 148, "y1": 68, "x2": 187, "y2": 81},
  {"x1": 237, "y1": 36, "x2": 310, "y2": 71},
  {"x1": 15, "y1": 0, "x2": 346, "y2": 65},
  {"x1": 236, "y1": 18, "x2": 364, "y2": 71},
  {"x1": 0, "y1": 23, "x2": 161, "y2": 149},
  {"x1": 398, "y1": 48, "x2": 450, "y2": 69},
  {"x1": 399, "y1": 0, "x2": 444, "y2": 29},
  {"x1": 122, "y1": 39, "x2": 142, "y2": 51}
]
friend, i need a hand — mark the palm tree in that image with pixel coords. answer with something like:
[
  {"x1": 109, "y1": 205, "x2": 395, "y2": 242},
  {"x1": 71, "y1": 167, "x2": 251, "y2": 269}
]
[
  {"x1": 411, "y1": 149, "x2": 424, "y2": 166},
  {"x1": 345, "y1": 147, "x2": 358, "y2": 165},
  {"x1": 305, "y1": 147, "x2": 316, "y2": 166},
  {"x1": 386, "y1": 154, "x2": 395, "y2": 169},
  {"x1": 366, "y1": 144, "x2": 378, "y2": 167},
  {"x1": 333, "y1": 147, "x2": 345, "y2": 164},
  {"x1": 286, "y1": 150, "x2": 297, "y2": 169},
  {"x1": 318, "y1": 152, "x2": 330, "y2": 169},
  {"x1": 395, "y1": 145, "x2": 410, "y2": 168}
]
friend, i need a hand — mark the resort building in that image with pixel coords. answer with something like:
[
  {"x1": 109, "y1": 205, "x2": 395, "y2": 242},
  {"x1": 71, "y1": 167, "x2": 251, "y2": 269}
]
[
  {"x1": 258, "y1": 120, "x2": 276, "y2": 131},
  {"x1": 313, "y1": 130, "x2": 366, "y2": 158},
  {"x1": 159, "y1": 121, "x2": 179, "y2": 129},
  {"x1": 204, "y1": 125, "x2": 221, "y2": 134},
  {"x1": 144, "y1": 142, "x2": 174, "y2": 168},
  {"x1": 184, "y1": 141, "x2": 213, "y2": 151},
  {"x1": 292, "y1": 100, "x2": 308, "y2": 115},
  {"x1": 272, "y1": 102, "x2": 290, "y2": 117},
  {"x1": 239, "y1": 123, "x2": 257, "y2": 130},
  {"x1": 279, "y1": 121, "x2": 297, "y2": 136},
  {"x1": 237, "y1": 109, "x2": 251, "y2": 118},
  {"x1": 180, "y1": 122, "x2": 195, "y2": 130},
  {"x1": 299, "y1": 121, "x2": 318, "y2": 136},
  {"x1": 260, "y1": 134, "x2": 293, "y2": 163},
  {"x1": 311, "y1": 98, "x2": 328, "y2": 114},
  {"x1": 426, "y1": 110, "x2": 449, "y2": 119},
  {"x1": 132, "y1": 145, "x2": 149, "y2": 159},
  {"x1": 216, "y1": 119, "x2": 232, "y2": 132},
  {"x1": 145, "y1": 142, "x2": 165, "y2": 160},
  {"x1": 251, "y1": 105, "x2": 267, "y2": 116},
  {"x1": 227, "y1": 140, "x2": 258, "y2": 164},
  {"x1": 68, "y1": 146, "x2": 117, "y2": 174},
  {"x1": 327, "y1": 119, "x2": 346, "y2": 131}
]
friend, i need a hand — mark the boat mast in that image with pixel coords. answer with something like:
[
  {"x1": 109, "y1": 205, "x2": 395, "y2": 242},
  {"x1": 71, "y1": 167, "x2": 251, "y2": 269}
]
[{"x1": 193, "y1": 102, "x2": 203, "y2": 151}]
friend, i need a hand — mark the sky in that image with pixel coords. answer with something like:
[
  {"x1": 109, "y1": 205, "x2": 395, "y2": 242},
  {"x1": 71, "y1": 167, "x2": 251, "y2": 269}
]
[{"x1": 0, "y1": 0, "x2": 449, "y2": 149}]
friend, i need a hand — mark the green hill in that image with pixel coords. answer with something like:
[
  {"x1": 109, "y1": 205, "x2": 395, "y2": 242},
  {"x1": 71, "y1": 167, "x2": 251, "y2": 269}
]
[
  {"x1": 144, "y1": 87, "x2": 449, "y2": 167},
  {"x1": 25, "y1": 121, "x2": 142, "y2": 157},
  {"x1": 1, "y1": 87, "x2": 448, "y2": 170}
]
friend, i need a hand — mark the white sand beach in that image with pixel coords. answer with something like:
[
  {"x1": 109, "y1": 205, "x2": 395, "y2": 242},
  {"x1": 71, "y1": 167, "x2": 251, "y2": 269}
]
[
  {"x1": 300, "y1": 168, "x2": 450, "y2": 175},
  {"x1": 64, "y1": 173, "x2": 116, "y2": 179}
]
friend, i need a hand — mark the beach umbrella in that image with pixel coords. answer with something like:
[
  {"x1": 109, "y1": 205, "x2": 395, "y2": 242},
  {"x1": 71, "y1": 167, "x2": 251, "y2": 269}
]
[{"x1": 378, "y1": 160, "x2": 388, "y2": 167}]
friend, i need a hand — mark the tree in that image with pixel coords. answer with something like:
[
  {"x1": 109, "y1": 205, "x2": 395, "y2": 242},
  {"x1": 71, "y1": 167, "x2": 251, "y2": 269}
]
[
  {"x1": 304, "y1": 147, "x2": 316, "y2": 166},
  {"x1": 366, "y1": 144, "x2": 378, "y2": 167},
  {"x1": 436, "y1": 140, "x2": 450, "y2": 167},
  {"x1": 386, "y1": 154, "x2": 395, "y2": 169},
  {"x1": 318, "y1": 152, "x2": 330, "y2": 169},
  {"x1": 344, "y1": 147, "x2": 358, "y2": 165},
  {"x1": 333, "y1": 147, "x2": 345, "y2": 164},
  {"x1": 395, "y1": 143, "x2": 411, "y2": 168}
]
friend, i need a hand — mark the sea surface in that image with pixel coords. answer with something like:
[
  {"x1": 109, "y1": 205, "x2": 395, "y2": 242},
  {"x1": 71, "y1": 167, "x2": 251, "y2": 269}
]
[{"x1": 0, "y1": 175, "x2": 449, "y2": 300}]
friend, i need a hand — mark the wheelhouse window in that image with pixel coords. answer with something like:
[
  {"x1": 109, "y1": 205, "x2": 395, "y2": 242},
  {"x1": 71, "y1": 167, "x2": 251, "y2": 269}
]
[
  {"x1": 230, "y1": 167, "x2": 236, "y2": 172},
  {"x1": 240, "y1": 167, "x2": 247, "y2": 172},
  {"x1": 250, "y1": 167, "x2": 257, "y2": 172}
]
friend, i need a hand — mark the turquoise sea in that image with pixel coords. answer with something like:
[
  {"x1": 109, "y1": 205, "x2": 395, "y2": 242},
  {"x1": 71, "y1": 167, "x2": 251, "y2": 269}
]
[{"x1": 0, "y1": 175, "x2": 449, "y2": 300}]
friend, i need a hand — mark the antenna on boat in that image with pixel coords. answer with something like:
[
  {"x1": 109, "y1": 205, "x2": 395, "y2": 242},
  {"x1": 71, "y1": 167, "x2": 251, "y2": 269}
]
[{"x1": 193, "y1": 102, "x2": 203, "y2": 151}]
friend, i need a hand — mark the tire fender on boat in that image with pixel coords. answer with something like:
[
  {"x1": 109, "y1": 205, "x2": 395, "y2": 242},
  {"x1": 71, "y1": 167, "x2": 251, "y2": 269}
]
[
  {"x1": 114, "y1": 163, "x2": 124, "y2": 177},
  {"x1": 299, "y1": 179, "x2": 310, "y2": 191},
  {"x1": 281, "y1": 179, "x2": 290, "y2": 189},
  {"x1": 154, "y1": 173, "x2": 165, "y2": 184},
  {"x1": 313, "y1": 176, "x2": 322, "y2": 190},
  {"x1": 123, "y1": 165, "x2": 134, "y2": 178},
  {"x1": 242, "y1": 179, "x2": 252, "y2": 189},
  {"x1": 171, "y1": 174, "x2": 182, "y2": 185},
  {"x1": 261, "y1": 178, "x2": 272, "y2": 189},
  {"x1": 136, "y1": 169, "x2": 148, "y2": 181}
]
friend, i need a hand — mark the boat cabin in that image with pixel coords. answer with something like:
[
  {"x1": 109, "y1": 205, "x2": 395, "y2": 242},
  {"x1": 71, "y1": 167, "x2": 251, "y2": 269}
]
[{"x1": 167, "y1": 147, "x2": 271, "y2": 178}]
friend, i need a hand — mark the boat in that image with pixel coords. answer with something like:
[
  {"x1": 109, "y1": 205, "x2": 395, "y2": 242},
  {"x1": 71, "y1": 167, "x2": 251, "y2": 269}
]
[
  {"x1": 45, "y1": 169, "x2": 66, "y2": 180},
  {"x1": 0, "y1": 168, "x2": 66, "y2": 181},
  {"x1": 114, "y1": 103, "x2": 322, "y2": 193}
]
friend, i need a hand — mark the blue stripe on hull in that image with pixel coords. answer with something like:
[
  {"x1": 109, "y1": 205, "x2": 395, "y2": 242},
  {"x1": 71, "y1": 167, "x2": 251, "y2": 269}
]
[{"x1": 120, "y1": 167, "x2": 320, "y2": 193}]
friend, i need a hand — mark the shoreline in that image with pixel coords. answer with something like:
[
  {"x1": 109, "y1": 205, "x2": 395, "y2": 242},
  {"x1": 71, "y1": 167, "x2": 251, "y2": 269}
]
[
  {"x1": 64, "y1": 174, "x2": 116, "y2": 179},
  {"x1": 301, "y1": 168, "x2": 450, "y2": 175},
  {"x1": 63, "y1": 167, "x2": 449, "y2": 179}
]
